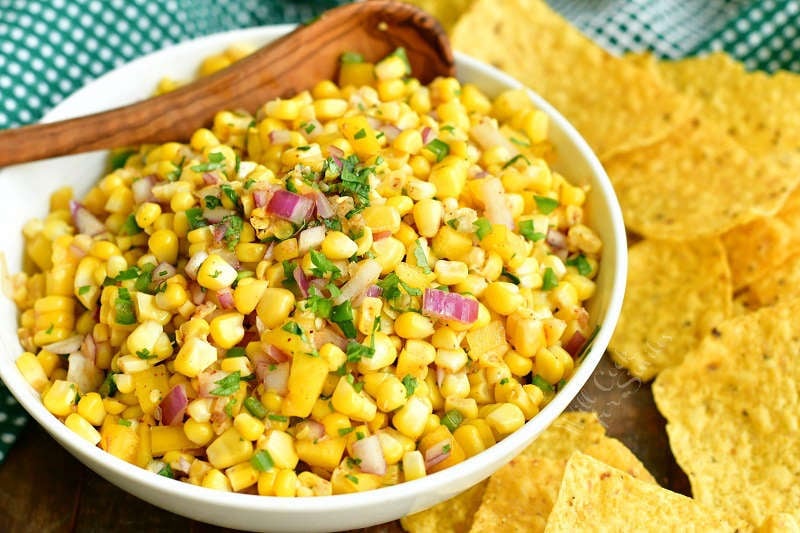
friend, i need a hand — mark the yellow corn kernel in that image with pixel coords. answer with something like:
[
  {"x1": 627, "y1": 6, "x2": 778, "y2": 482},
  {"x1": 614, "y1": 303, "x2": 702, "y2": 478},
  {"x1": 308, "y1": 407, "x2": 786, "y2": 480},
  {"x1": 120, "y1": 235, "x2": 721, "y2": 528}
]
[
  {"x1": 114, "y1": 373, "x2": 135, "y2": 394},
  {"x1": 402, "y1": 450, "x2": 426, "y2": 481},
  {"x1": 272, "y1": 238, "x2": 299, "y2": 262},
  {"x1": 42, "y1": 379, "x2": 78, "y2": 416},
  {"x1": 431, "y1": 226, "x2": 473, "y2": 261},
  {"x1": 283, "y1": 352, "x2": 329, "y2": 418},
  {"x1": 440, "y1": 371, "x2": 470, "y2": 398},
  {"x1": 149, "y1": 425, "x2": 196, "y2": 456},
  {"x1": 186, "y1": 398, "x2": 213, "y2": 423},
  {"x1": 233, "y1": 279, "x2": 268, "y2": 315},
  {"x1": 433, "y1": 260, "x2": 468, "y2": 286},
  {"x1": 507, "y1": 314, "x2": 545, "y2": 358},
  {"x1": 65, "y1": 413, "x2": 102, "y2": 445},
  {"x1": 207, "y1": 427, "x2": 254, "y2": 469},
  {"x1": 255, "y1": 288, "x2": 295, "y2": 329},
  {"x1": 102, "y1": 398, "x2": 127, "y2": 415},
  {"x1": 201, "y1": 468, "x2": 232, "y2": 491},
  {"x1": 16, "y1": 352, "x2": 48, "y2": 393},
  {"x1": 395, "y1": 339, "x2": 435, "y2": 379},
  {"x1": 331, "y1": 376, "x2": 377, "y2": 422},
  {"x1": 209, "y1": 312, "x2": 245, "y2": 349},
  {"x1": 371, "y1": 237, "x2": 405, "y2": 274},
  {"x1": 505, "y1": 349, "x2": 533, "y2": 376},
  {"x1": 225, "y1": 461, "x2": 259, "y2": 492},
  {"x1": 197, "y1": 254, "x2": 238, "y2": 290},
  {"x1": 259, "y1": 429, "x2": 299, "y2": 469},
  {"x1": 321, "y1": 231, "x2": 358, "y2": 260},
  {"x1": 74, "y1": 392, "x2": 105, "y2": 427},
  {"x1": 273, "y1": 469, "x2": 298, "y2": 497},
  {"x1": 234, "y1": 412, "x2": 266, "y2": 441},
  {"x1": 319, "y1": 343, "x2": 346, "y2": 373},
  {"x1": 412, "y1": 199, "x2": 443, "y2": 238},
  {"x1": 486, "y1": 402, "x2": 526, "y2": 436},
  {"x1": 429, "y1": 162, "x2": 467, "y2": 199},
  {"x1": 184, "y1": 418, "x2": 214, "y2": 446},
  {"x1": 148, "y1": 229, "x2": 179, "y2": 265},
  {"x1": 313, "y1": 98, "x2": 348, "y2": 119},
  {"x1": 104, "y1": 187, "x2": 134, "y2": 214},
  {"x1": 392, "y1": 396, "x2": 431, "y2": 440},
  {"x1": 393, "y1": 312, "x2": 435, "y2": 340},
  {"x1": 296, "y1": 436, "x2": 347, "y2": 470},
  {"x1": 483, "y1": 282, "x2": 524, "y2": 316}
]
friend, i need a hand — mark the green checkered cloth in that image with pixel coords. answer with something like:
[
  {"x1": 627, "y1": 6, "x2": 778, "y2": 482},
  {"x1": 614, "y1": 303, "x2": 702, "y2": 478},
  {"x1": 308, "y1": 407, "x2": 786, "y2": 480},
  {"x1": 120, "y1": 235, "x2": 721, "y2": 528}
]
[{"x1": 0, "y1": 0, "x2": 796, "y2": 460}]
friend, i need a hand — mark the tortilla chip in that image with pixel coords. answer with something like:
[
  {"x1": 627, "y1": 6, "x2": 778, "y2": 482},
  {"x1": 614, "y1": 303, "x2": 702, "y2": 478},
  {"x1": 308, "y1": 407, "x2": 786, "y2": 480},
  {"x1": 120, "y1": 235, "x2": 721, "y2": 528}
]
[
  {"x1": 653, "y1": 301, "x2": 800, "y2": 526},
  {"x1": 401, "y1": 480, "x2": 488, "y2": 533},
  {"x1": 605, "y1": 117, "x2": 800, "y2": 239},
  {"x1": 543, "y1": 452, "x2": 749, "y2": 532},
  {"x1": 743, "y1": 251, "x2": 800, "y2": 309},
  {"x1": 758, "y1": 514, "x2": 800, "y2": 533},
  {"x1": 402, "y1": 0, "x2": 474, "y2": 32},
  {"x1": 723, "y1": 215, "x2": 793, "y2": 291},
  {"x1": 450, "y1": 0, "x2": 693, "y2": 160},
  {"x1": 609, "y1": 237, "x2": 732, "y2": 380},
  {"x1": 648, "y1": 52, "x2": 800, "y2": 156},
  {"x1": 467, "y1": 412, "x2": 655, "y2": 532}
]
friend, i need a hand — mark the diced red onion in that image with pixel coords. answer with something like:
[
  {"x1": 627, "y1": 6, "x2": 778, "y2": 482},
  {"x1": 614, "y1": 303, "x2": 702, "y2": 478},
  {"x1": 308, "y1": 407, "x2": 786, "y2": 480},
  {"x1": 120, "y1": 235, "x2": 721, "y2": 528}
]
[
  {"x1": 378, "y1": 124, "x2": 402, "y2": 142},
  {"x1": 421, "y1": 126, "x2": 434, "y2": 145},
  {"x1": 131, "y1": 175, "x2": 157, "y2": 204},
  {"x1": 422, "y1": 288, "x2": 479, "y2": 324},
  {"x1": 424, "y1": 439, "x2": 452, "y2": 471},
  {"x1": 479, "y1": 177, "x2": 514, "y2": 230},
  {"x1": 334, "y1": 259, "x2": 381, "y2": 305},
  {"x1": 298, "y1": 225, "x2": 326, "y2": 254},
  {"x1": 563, "y1": 331, "x2": 587, "y2": 358},
  {"x1": 266, "y1": 345, "x2": 291, "y2": 364},
  {"x1": 202, "y1": 172, "x2": 220, "y2": 185},
  {"x1": 216, "y1": 287, "x2": 235, "y2": 309},
  {"x1": 174, "y1": 455, "x2": 192, "y2": 474},
  {"x1": 44, "y1": 335, "x2": 83, "y2": 354},
  {"x1": 352, "y1": 435, "x2": 387, "y2": 476},
  {"x1": 151, "y1": 262, "x2": 176, "y2": 285},
  {"x1": 212, "y1": 222, "x2": 227, "y2": 243},
  {"x1": 312, "y1": 327, "x2": 348, "y2": 350},
  {"x1": 269, "y1": 130, "x2": 292, "y2": 145},
  {"x1": 313, "y1": 191, "x2": 335, "y2": 219},
  {"x1": 69, "y1": 201, "x2": 106, "y2": 237},
  {"x1": 67, "y1": 352, "x2": 104, "y2": 394},
  {"x1": 293, "y1": 266, "x2": 310, "y2": 298},
  {"x1": 436, "y1": 367, "x2": 446, "y2": 388},
  {"x1": 267, "y1": 190, "x2": 314, "y2": 224},
  {"x1": 253, "y1": 189, "x2": 268, "y2": 208},
  {"x1": 68, "y1": 243, "x2": 87, "y2": 260},
  {"x1": 189, "y1": 281, "x2": 206, "y2": 305},
  {"x1": 80, "y1": 334, "x2": 97, "y2": 364},
  {"x1": 203, "y1": 207, "x2": 234, "y2": 224},
  {"x1": 263, "y1": 362, "x2": 290, "y2": 394},
  {"x1": 546, "y1": 229, "x2": 568, "y2": 251},
  {"x1": 366, "y1": 116, "x2": 382, "y2": 130},
  {"x1": 216, "y1": 249, "x2": 240, "y2": 270},
  {"x1": 160, "y1": 384, "x2": 188, "y2": 426},
  {"x1": 364, "y1": 285, "x2": 382, "y2": 298},
  {"x1": 184, "y1": 250, "x2": 208, "y2": 280}
]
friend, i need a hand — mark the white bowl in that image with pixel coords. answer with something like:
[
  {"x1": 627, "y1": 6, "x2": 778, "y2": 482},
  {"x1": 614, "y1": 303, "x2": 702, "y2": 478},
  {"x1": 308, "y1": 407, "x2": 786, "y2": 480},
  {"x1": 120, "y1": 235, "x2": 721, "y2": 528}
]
[{"x1": 0, "y1": 25, "x2": 626, "y2": 532}]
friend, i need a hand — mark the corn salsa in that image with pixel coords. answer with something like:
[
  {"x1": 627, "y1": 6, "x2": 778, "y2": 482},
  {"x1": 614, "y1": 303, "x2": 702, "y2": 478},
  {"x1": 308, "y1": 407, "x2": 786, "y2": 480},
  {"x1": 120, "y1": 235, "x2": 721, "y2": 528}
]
[{"x1": 11, "y1": 48, "x2": 602, "y2": 496}]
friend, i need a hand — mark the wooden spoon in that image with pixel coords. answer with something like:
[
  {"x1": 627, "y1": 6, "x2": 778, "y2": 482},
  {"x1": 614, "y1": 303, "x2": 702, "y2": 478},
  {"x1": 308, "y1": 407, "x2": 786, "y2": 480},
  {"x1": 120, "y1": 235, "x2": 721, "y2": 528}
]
[{"x1": 0, "y1": 1, "x2": 453, "y2": 167}]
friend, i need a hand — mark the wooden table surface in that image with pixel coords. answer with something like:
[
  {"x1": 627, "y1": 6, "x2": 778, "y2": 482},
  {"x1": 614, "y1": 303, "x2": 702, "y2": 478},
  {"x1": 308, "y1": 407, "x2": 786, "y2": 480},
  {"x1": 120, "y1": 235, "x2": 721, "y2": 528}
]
[{"x1": 0, "y1": 353, "x2": 689, "y2": 532}]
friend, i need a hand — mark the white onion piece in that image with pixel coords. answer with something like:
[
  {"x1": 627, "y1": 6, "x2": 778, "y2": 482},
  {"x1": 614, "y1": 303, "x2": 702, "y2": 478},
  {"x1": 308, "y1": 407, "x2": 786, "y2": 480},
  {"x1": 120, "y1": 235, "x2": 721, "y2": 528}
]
[
  {"x1": 298, "y1": 225, "x2": 326, "y2": 254},
  {"x1": 252, "y1": 189, "x2": 268, "y2": 208},
  {"x1": 263, "y1": 362, "x2": 290, "y2": 395},
  {"x1": 269, "y1": 130, "x2": 292, "y2": 144},
  {"x1": 424, "y1": 439, "x2": 452, "y2": 471},
  {"x1": 333, "y1": 259, "x2": 381, "y2": 305},
  {"x1": 296, "y1": 420, "x2": 325, "y2": 441},
  {"x1": 237, "y1": 160, "x2": 258, "y2": 179},
  {"x1": 202, "y1": 172, "x2": 220, "y2": 185},
  {"x1": 160, "y1": 384, "x2": 188, "y2": 426},
  {"x1": 151, "y1": 262, "x2": 176, "y2": 285},
  {"x1": 352, "y1": 435, "x2": 387, "y2": 476},
  {"x1": 69, "y1": 201, "x2": 106, "y2": 236},
  {"x1": 203, "y1": 207, "x2": 234, "y2": 224},
  {"x1": 294, "y1": 266, "x2": 309, "y2": 298},
  {"x1": 313, "y1": 191, "x2": 335, "y2": 219},
  {"x1": 479, "y1": 177, "x2": 515, "y2": 230},
  {"x1": 422, "y1": 288, "x2": 478, "y2": 324},
  {"x1": 266, "y1": 345, "x2": 291, "y2": 363},
  {"x1": 184, "y1": 250, "x2": 209, "y2": 280},
  {"x1": 44, "y1": 335, "x2": 83, "y2": 354},
  {"x1": 216, "y1": 287, "x2": 235, "y2": 309},
  {"x1": 131, "y1": 175, "x2": 156, "y2": 204},
  {"x1": 469, "y1": 119, "x2": 519, "y2": 156},
  {"x1": 197, "y1": 370, "x2": 229, "y2": 398},
  {"x1": 80, "y1": 334, "x2": 96, "y2": 363},
  {"x1": 189, "y1": 282, "x2": 206, "y2": 305},
  {"x1": 67, "y1": 352, "x2": 104, "y2": 394},
  {"x1": 312, "y1": 327, "x2": 348, "y2": 350},
  {"x1": 378, "y1": 123, "x2": 401, "y2": 142}
]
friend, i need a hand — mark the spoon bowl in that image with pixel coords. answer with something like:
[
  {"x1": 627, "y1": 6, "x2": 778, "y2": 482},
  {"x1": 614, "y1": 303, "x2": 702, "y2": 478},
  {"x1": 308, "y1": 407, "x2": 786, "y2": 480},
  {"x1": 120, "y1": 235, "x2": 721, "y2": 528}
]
[{"x1": 0, "y1": 1, "x2": 453, "y2": 167}]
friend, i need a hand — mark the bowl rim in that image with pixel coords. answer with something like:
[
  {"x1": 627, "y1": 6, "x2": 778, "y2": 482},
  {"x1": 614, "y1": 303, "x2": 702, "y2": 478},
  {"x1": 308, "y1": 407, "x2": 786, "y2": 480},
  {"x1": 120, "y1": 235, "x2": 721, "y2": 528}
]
[{"x1": 0, "y1": 23, "x2": 627, "y2": 515}]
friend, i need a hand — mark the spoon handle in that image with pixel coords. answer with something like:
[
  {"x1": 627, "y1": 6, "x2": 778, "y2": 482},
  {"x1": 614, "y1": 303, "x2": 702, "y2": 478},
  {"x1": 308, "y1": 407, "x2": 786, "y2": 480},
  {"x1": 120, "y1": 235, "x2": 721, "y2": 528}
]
[{"x1": 0, "y1": 1, "x2": 452, "y2": 167}]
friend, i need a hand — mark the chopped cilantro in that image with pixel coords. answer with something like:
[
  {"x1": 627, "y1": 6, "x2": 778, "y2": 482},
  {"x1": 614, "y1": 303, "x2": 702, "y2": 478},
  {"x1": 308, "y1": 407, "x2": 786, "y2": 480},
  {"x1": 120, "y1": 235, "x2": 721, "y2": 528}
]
[
  {"x1": 566, "y1": 254, "x2": 592, "y2": 277},
  {"x1": 301, "y1": 122, "x2": 316, "y2": 134},
  {"x1": 413, "y1": 239, "x2": 431, "y2": 273},
  {"x1": 165, "y1": 158, "x2": 184, "y2": 181},
  {"x1": 204, "y1": 195, "x2": 221, "y2": 209},
  {"x1": 441, "y1": 409, "x2": 464, "y2": 432},
  {"x1": 353, "y1": 128, "x2": 367, "y2": 140},
  {"x1": 109, "y1": 149, "x2": 135, "y2": 170},
  {"x1": 115, "y1": 288, "x2": 136, "y2": 325},
  {"x1": 502, "y1": 154, "x2": 531, "y2": 169},
  {"x1": 220, "y1": 183, "x2": 239, "y2": 206},
  {"x1": 306, "y1": 287, "x2": 333, "y2": 318},
  {"x1": 542, "y1": 267, "x2": 559, "y2": 291},
  {"x1": 268, "y1": 413, "x2": 288, "y2": 422},
  {"x1": 534, "y1": 195, "x2": 559, "y2": 214},
  {"x1": 310, "y1": 249, "x2": 341, "y2": 279},
  {"x1": 345, "y1": 474, "x2": 359, "y2": 485},
  {"x1": 157, "y1": 463, "x2": 174, "y2": 478},
  {"x1": 44, "y1": 323, "x2": 54, "y2": 335},
  {"x1": 441, "y1": 125, "x2": 456, "y2": 133},
  {"x1": 113, "y1": 267, "x2": 140, "y2": 281},
  {"x1": 221, "y1": 214, "x2": 243, "y2": 251},
  {"x1": 510, "y1": 136, "x2": 531, "y2": 147},
  {"x1": 401, "y1": 374, "x2": 418, "y2": 398},
  {"x1": 499, "y1": 377, "x2": 510, "y2": 385},
  {"x1": 400, "y1": 280, "x2": 422, "y2": 296},
  {"x1": 77, "y1": 285, "x2": 91, "y2": 295},
  {"x1": 117, "y1": 418, "x2": 132, "y2": 427},
  {"x1": 532, "y1": 374, "x2": 554, "y2": 393},
  {"x1": 323, "y1": 217, "x2": 342, "y2": 231},
  {"x1": 226, "y1": 347, "x2": 246, "y2": 358},
  {"x1": 244, "y1": 397, "x2": 267, "y2": 419},
  {"x1": 442, "y1": 443, "x2": 452, "y2": 454},
  {"x1": 518, "y1": 219, "x2": 546, "y2": 242},
  {"x1": 190, "y1": 151, "x2": 226, "y2": 173},
  {"x1": 345, "y1": 341, "x2": 374, "y2": 363},
  {"x1": 210, "y1": 371, "x2": 241, "y2": 396},
  {"x1": 340, "y1": 51, "x2": 364, "y2": 64},
  {"x1": 282, "y1": 321, "x2": 303, "y2": 336},
  {"x1": 377, "y1": 273, "x2": 402, "y2": 300},
  {"x1": 120, "y1": 214, "x2": 142, "y2": 236},
  {"x1": 331, "y1": 301, "x2": 356, "y2": 338},
  {"x1": 136, "y1": 348, "x2": 156, "y2": 360},
  {"x1": 500, "y1": 268, "x2": 520, "y2": 285},
  {"x1": 473, "y1": 218, "x2": 492, "y2": 240},
  {"x1": 425, "y1": 138, "x2": 449, "y2": 162},
  {"x1": 185, "y1": 207, "x2": 207, "y2": 230},
  {"x1": 338, "y1": 427, "x2": 355, "y2": 436}
]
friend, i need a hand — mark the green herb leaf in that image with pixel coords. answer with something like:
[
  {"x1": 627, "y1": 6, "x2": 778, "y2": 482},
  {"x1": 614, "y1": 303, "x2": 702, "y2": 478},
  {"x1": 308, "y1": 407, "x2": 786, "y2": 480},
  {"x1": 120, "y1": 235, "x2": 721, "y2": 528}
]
[
  {"x1": 502, "y1": 154, "x2": 531, "y2": 169},
  {"x1": 401, "y1": 374, "x2": 418, "y2": 398},
  {"x1": 413, "y1": 239, "x2": 431, "y2": 274},
  {"x1": 354, "y1": 128, "x2": 367, "y2": 140},
  {"x1": 500, "y1": 268, "x2": 520, "y2": 285},
  {"x1": 204, "y1": 195, "x2": 221, "y2": 209},
  {"x1": 226, "y1": 347, "x2": 246, "y2": 358},
  {"x1": 566, "y1": 254, "x2": 592, "y2": 277},
  {"x1": 306, "y1": 287, "x2": 333, "y2": 319},
  {"x1": 323, "y1": 218, "x2": 342, "y2": 231},
  {"x1": 222, "y1": 214, "x2": 243, "y2": 251},
  {"x1": 331, "y1": 301, "x2": 356, "y2": 338},
  {"x1": 473, "y1": 218, "x2": 492, "y2": 240},
  {"x1": 185, "y1": 207, "x2": 207, "y2": 230},
  {"x1": 190, "y1": 151, "x2": 226, "y2": 173},
  {"x1": 425, "y1": 138, "x2": 450, "y2": 163},
  {"x1": 120, "y1": 214, "x2": 142, "y2": 236},
  {"x1": 400, "y1": 280, "x2": 422, "y2": 296},
  {"x1": 310, "y1": 249, "x2": 341, "y2": 279},
  {"x1": 77, "y1": 285, "x2": 91, "y2": 295},
  {"x1": 220, "y1": 183, "x2": 239, "y2": 206},
  {"x1": 345, "y1": 474, "x2": 359, "y2": 485},
  {"x1": 136, "y1": 348, "x2": 156, "y2": 360},
  {"x1": 114, "y1": 288, "x2": 136, "y2": 325},
  {"x1": 244, "y1": 397, "x2": 268, "y2": 419},
  {"x1": 441, "y1": 409, "x2": 464, "y2": 432},
  {"x1": 518, "y1": 219, "x2": 546, "y2": 242},
  {"x1": 210, "y1": 371, "x2": 241, "y2": 396},
  {"x1": 157, "y1": 463, "x2": 174, "y2": 478},
  {"x1": 282, "y1": 321, "x2": 303, "y2": 336},
  {"x1": 338, "y1": 427, "x2": 354, "y2": 436},
  {"x1": 532, "y1": 374, "x2": 554, "y2": 393},
  {"x1": 110, "y1": 149, "x2": 135, "y2": 170},
  {"x1": 534, "y1": 195, "x2": 559, "y2": 215},
  {"x1": 345, "y1": 341, "x2": 374, "y2": 363},
  {"x1": 117, "y1": 418, "x2": 132, "y2": 427},
  {"x1": 542, "y1": 267, "x2": 558, "y2": 291}
]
